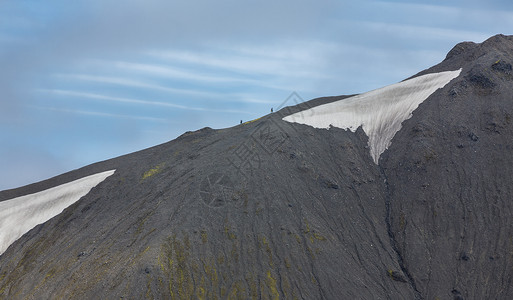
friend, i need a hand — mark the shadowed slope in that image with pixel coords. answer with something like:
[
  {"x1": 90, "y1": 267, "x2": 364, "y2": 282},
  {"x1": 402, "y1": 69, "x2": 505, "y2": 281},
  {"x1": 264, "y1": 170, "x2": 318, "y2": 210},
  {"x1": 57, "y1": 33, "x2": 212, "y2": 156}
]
[
  {"x1": 381, "y1": 34, "x2": 513, "y2": 299},
  {"x1": 0, "y1": 34, "x2": 512, "y2": 299},
  {"x1": 0, "y1": 114, "x2": 415, "y2": 299}
]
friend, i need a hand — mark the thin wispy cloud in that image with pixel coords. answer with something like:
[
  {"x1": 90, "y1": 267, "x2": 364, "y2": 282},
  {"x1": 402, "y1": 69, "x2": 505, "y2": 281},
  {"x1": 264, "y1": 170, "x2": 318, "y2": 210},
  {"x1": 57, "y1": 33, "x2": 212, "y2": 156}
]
[
  {"x1": 55, "y1": 74, "x2": 277, "y2": 104},
  {"x1": 360, "y1": 21, "x2": 490, "y2": 42},
  {"x1": 148, "y1": 49, "x2": 328, "y2": 79},
  {"x1": 54, "y1": 74, "x2": 229, "y2": 98},
  {"x1": 108, "y1": 61, "x2": 259, "y2": 84},
  {"x1": 37, "y1": 89, "x2": 253, "y2": 114},
  {"x1": 1, "y1": 0, "x2": 511, "y2": 190},
  {"x1": 372, "y1": 1, "x2": 461, "y2": 16},
  {"x1": 374, "y1": 1, "x2": 513, "y2": 16},
  {"x1": 28, "y1": 105, "x2": 169, "y2": 123}
]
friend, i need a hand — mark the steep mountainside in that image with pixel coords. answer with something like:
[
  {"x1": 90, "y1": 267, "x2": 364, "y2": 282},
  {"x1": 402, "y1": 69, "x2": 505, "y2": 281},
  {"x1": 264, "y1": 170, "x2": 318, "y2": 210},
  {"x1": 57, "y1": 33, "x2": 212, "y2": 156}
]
[
  {"x1": 382, "y1": 34, "x2": 513, "y2": 299},
  {"x1": 0, "y1": 34, "x2": 512, "y2": 299}
]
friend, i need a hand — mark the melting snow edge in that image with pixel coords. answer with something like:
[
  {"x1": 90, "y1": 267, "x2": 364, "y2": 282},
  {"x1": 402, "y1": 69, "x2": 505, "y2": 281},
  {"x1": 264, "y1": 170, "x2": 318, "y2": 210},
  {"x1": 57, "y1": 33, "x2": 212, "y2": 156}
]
[
  {"x1": 0, "y1": 169, "x2": 115, "y2": 255},
  {"x1": 283, "y1": 69, "x2": 462, "y2": 164}
]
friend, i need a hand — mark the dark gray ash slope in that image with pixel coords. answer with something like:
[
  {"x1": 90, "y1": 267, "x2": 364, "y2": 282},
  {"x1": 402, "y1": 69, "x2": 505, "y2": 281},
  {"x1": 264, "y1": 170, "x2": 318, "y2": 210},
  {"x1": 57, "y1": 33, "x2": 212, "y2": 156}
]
[{"x1": 0, "y1": 34, "x2": 512, "y2": 299}]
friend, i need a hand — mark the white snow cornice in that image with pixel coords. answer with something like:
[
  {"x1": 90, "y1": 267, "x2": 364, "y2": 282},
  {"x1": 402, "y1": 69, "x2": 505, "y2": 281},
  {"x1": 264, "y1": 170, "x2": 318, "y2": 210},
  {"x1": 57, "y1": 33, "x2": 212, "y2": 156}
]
[
  {"x1": 283, "y1": 69, "x2": 461, "y2": 164},
  {"x1": 0, "y1": 170, "x2": 115, "y2": 255}
]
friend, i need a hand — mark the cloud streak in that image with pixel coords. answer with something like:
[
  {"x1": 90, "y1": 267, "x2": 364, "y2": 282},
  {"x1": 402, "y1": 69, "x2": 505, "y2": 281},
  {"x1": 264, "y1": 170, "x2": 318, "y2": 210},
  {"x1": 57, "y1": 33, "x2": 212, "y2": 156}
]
[
  {"x1": 106, "y1": 61, "x2": 259, "y2": 84},
  {"x1": 28, "y1": 105, "x2": 170, "y2": 123},
  {"x1": 54, "y1": 74, "x2": 231, "y2": 98},
  {"x1": 53, "y1": 73, "x2": 276, "y2": 104},
  {"x1": 1, "y1": 0, "x2": 512, "y2": 190},
  {"x1": 36, "y1": 89, "x2": 254, "y2": 114},
  {"x1": 359, "y1": 21, "x2": 491, "y2": 42},
  {"x1": 148, "y1": 49, "x2": 327, "y2": 79}
]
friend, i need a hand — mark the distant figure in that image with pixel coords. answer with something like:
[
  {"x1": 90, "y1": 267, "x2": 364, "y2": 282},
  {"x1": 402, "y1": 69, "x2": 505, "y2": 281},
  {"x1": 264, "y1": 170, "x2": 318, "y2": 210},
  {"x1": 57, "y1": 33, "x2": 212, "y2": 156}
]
[
  {"x1": 271, "y1": 107, "x2": 273, "y2": 113},
  {"x1": 240, "y1": 120, "x2": 242, "y2": 124}
]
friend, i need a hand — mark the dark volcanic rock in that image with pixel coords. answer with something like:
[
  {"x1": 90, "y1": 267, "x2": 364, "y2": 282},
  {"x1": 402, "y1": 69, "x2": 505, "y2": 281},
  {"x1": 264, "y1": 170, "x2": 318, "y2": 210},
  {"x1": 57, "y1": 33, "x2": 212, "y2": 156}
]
[
  {"x1": 382, "y1": 34, "x2": 513, "y2": 299},
  {"x1": 0, "y1": 110, "x2": 412, "y2": 299},
  {"x1": 1, "y1": 34, "x2": 513, "y2": 299}
]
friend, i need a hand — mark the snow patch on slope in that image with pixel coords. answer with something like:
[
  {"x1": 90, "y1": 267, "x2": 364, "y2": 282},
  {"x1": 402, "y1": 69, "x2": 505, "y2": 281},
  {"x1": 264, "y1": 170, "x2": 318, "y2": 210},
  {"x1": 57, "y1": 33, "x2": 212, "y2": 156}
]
[
  {"x1": 283, "y1": 69, "x2": 461, "y2": 164},
  {"x1": 0, "y1": 170, "x2": 115, "y2": 255}
]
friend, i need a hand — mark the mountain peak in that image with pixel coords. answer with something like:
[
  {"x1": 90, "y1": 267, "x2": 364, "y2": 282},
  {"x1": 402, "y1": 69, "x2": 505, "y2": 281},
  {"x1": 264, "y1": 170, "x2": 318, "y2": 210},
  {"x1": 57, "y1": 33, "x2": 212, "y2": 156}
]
[
  {"x1": 481, "y1": 33, "x2": 513, "y2": 48},
  {"x1": 2, "y1": 35, "x2": 513, "y2": 299},
  {"x1": 445, "y1": 33, "x2": 513, "y2": 61},
  {"x1": 445, "y1": 41, "x2": 478, "y2": 60}
]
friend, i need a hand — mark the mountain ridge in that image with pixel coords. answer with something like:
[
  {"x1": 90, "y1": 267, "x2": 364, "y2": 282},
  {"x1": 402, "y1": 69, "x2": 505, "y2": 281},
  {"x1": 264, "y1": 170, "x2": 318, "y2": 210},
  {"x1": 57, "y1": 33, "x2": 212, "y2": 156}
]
[{"x1": 1, "y1": 34, "x2": 513, "y2": 299}]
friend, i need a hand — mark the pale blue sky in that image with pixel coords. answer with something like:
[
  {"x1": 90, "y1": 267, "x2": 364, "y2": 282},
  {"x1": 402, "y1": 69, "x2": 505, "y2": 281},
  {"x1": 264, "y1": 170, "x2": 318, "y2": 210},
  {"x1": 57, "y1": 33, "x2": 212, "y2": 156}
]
[{"x1": 1, "y1": 0, "x2": 512, "y2": 190}]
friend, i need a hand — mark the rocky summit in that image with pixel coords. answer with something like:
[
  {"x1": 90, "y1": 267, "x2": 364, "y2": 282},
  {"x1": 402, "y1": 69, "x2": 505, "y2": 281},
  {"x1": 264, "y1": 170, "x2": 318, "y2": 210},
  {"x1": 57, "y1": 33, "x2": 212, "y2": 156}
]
[{"x1": 1, "y1": 34, "x2": 513, "y2": 299}]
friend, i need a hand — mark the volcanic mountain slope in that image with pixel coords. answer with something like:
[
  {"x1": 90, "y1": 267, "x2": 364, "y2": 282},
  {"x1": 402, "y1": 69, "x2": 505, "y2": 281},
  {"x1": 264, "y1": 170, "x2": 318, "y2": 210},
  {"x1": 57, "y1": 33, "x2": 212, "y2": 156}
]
[{"x1": 0, "y1": 34, "x2": 512, "y2": 299}]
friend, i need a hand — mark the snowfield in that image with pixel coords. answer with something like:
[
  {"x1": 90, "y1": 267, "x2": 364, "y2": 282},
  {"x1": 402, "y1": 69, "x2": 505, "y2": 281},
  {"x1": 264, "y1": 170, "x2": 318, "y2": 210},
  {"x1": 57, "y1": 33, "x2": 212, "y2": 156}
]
[
  {"x1": 0, "y1": 170, "x2": 115, "y2": 255},
  {"x1": 283, "y1": 69, "x2": 461, "y2": 163}
]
